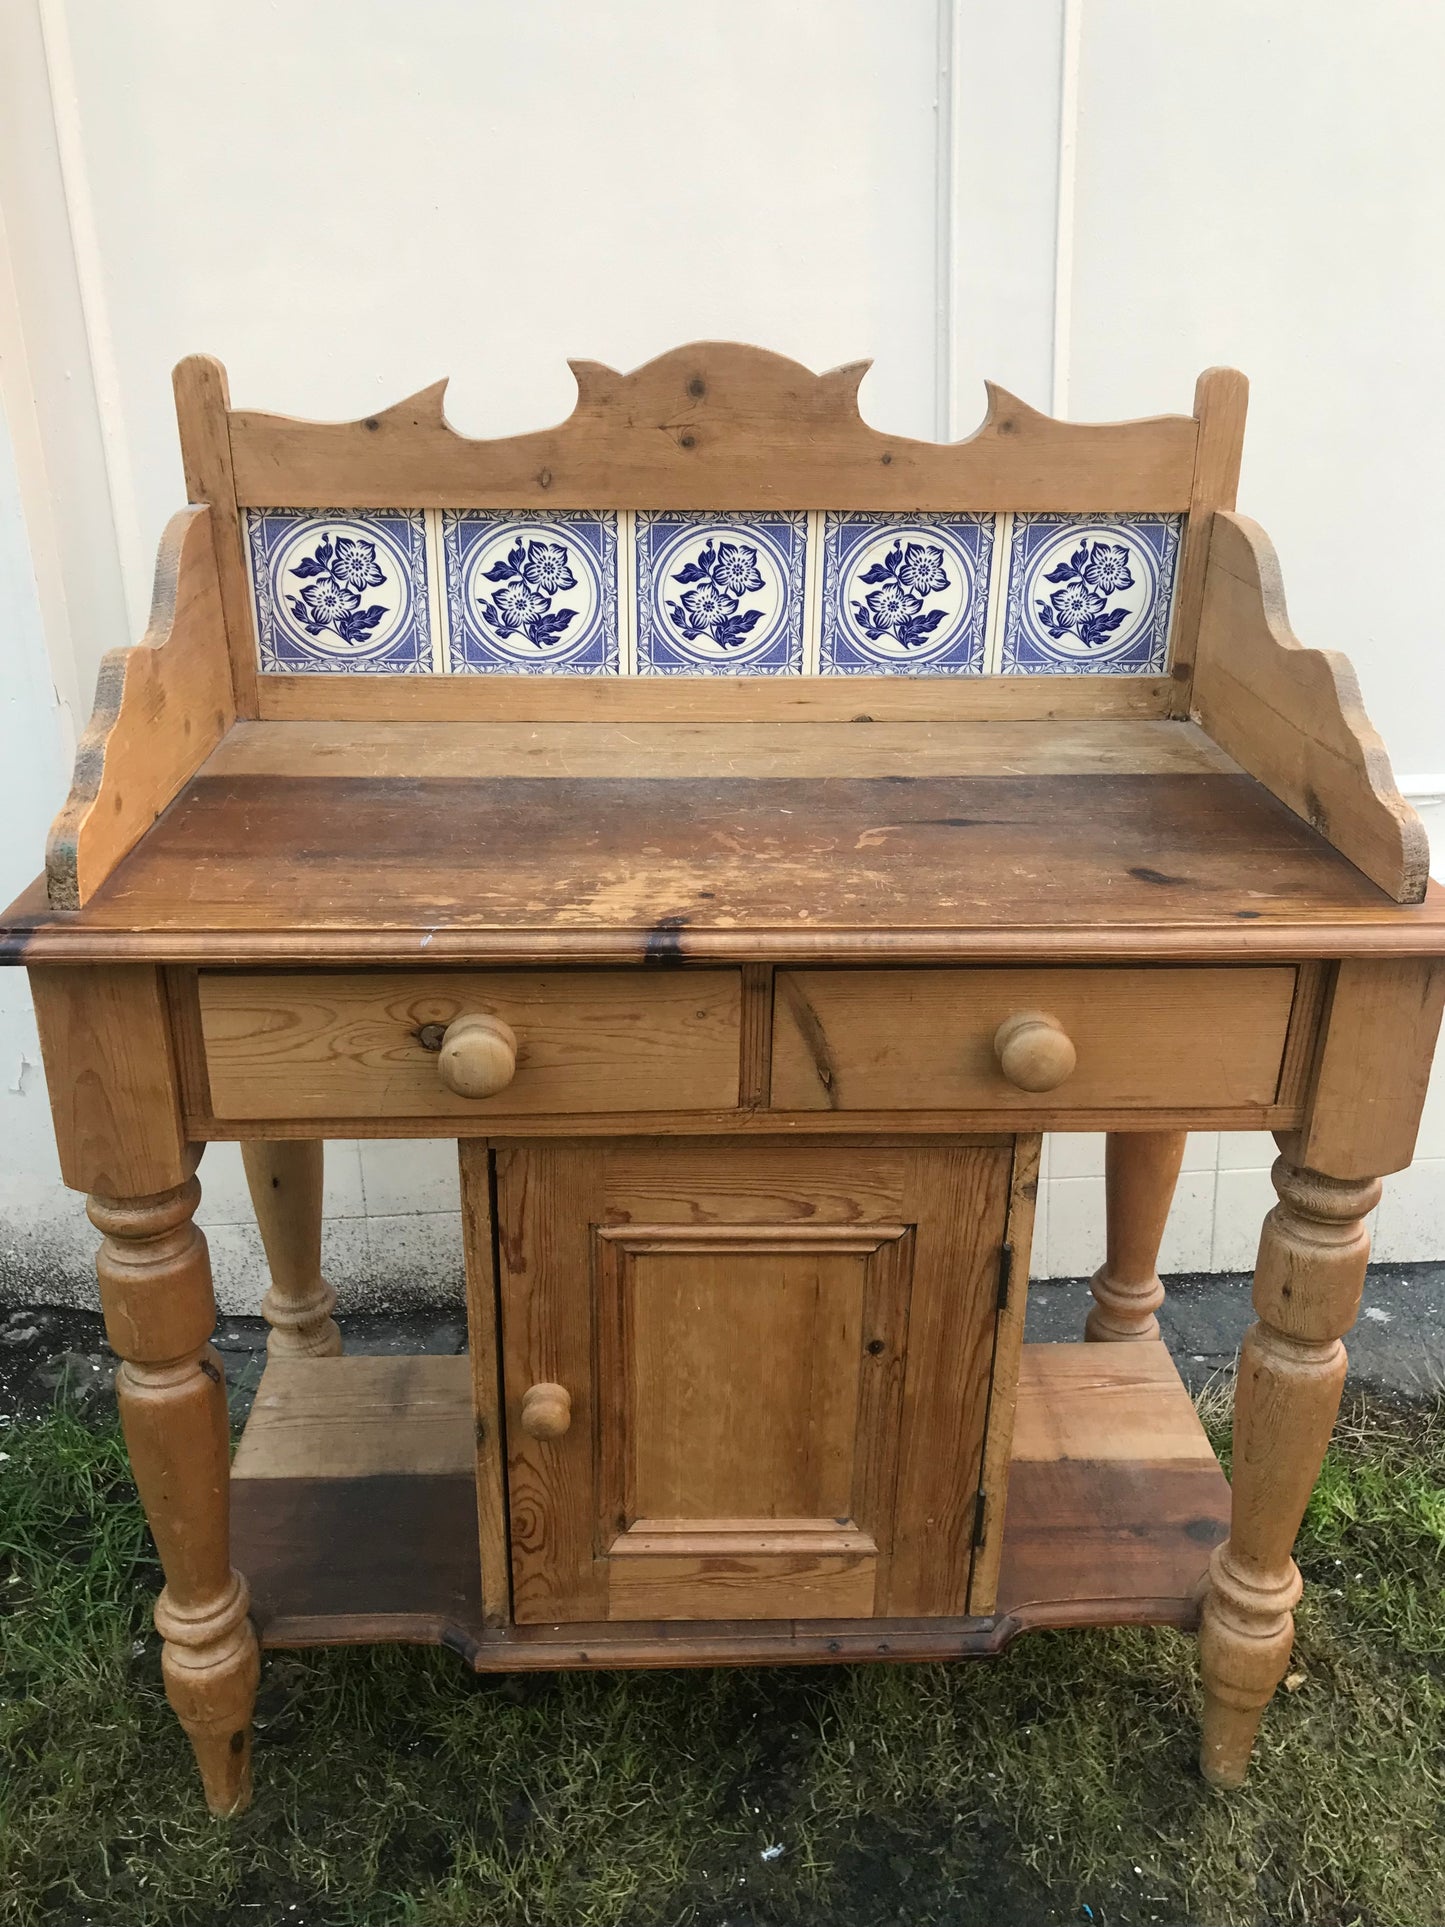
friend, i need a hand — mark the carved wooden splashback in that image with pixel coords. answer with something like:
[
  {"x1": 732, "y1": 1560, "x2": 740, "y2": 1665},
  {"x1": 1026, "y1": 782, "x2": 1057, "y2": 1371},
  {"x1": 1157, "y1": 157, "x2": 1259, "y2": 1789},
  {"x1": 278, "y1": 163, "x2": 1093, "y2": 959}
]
[{"x1": 173, "y1": 344, "x2": 1247, "y2": 719}]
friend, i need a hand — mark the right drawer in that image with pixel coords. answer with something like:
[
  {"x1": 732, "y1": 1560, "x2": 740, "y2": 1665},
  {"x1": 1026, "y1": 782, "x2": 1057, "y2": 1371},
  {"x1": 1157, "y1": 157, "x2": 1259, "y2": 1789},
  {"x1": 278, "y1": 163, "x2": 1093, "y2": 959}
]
[{"x1": 770, "y1": 967, "x2": 1301, "y2": 1113}]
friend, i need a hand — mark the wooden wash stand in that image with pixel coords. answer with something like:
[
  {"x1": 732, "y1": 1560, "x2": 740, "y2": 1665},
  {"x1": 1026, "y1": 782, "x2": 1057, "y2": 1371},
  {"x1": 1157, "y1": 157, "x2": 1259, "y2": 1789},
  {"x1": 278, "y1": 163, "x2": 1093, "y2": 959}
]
[{"x1": 5, "y1": 346, "x2": 1442, "y2": 1815}]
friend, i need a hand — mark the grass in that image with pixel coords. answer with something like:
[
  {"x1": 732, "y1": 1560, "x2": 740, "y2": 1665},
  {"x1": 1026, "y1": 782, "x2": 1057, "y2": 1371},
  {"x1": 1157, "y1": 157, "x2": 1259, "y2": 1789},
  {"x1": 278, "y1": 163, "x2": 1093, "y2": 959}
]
[{"x1": 0, "y1": 1391, "x2": 1441, "y2": 1927}]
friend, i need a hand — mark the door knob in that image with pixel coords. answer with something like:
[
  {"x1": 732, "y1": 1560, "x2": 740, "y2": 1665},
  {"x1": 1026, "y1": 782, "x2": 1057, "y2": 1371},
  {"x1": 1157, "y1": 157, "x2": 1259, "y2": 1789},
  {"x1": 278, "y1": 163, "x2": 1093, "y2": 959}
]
[
  {"x1": 437, "y1": 1013, "x2": 518, "y2": 1099},
  {"x1": 993, "y1": 1010, "x2": 1077, "y2": 1092},
  {"x1": 520, "y1": 1382, "x2": 572, "y2": 1440}
]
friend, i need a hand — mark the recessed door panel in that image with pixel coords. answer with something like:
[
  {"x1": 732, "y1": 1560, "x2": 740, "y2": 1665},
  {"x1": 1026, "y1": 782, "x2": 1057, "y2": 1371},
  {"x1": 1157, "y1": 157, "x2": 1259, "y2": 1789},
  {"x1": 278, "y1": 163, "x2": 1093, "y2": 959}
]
[{"x1": 612, "y1": 1234, "x2": 875, "y2": 1523}]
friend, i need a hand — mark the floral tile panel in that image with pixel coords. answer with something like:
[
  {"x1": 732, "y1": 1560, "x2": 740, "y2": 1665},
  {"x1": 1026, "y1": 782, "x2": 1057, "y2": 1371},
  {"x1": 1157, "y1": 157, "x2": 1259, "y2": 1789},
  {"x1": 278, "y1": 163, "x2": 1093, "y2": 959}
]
[
  {"x1": 634, "y1": 512, "x2": 806, "y2": 676},
  {"x1": 248, "y1": 511, "x2": 432, "y2": 673},
  {"x1": 820, "y1": 513, "x2": 995, "y2": 675},
  {"x1": 999, "y1": 513, "x2": 1181, "y2": 675},
  {"x1": 443, "y1": 510, "x2": 620, "y2": 674}
]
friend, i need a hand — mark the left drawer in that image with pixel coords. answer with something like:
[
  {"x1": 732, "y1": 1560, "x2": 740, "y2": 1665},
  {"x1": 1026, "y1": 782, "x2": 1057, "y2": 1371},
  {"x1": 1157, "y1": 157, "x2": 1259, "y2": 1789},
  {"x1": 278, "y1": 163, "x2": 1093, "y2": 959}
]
[{"x1": 197, "y1": 971, "x2": 743, "y2": 1120}]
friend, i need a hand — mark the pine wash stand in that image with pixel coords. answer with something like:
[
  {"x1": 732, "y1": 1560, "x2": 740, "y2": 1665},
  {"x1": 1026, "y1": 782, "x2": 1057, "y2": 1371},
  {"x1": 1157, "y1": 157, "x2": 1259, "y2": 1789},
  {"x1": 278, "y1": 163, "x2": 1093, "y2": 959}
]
[{"x1": 5, "y1": 347, "x2": 1443, "y2": 1816}]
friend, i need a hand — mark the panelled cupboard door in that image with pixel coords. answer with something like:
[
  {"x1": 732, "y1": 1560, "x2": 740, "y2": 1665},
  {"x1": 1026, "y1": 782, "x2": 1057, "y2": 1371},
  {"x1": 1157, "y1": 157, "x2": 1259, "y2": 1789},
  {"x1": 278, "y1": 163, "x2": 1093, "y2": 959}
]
[{"x1": 494, "y1": 1140, "x2": 1017, "y2": 1625}]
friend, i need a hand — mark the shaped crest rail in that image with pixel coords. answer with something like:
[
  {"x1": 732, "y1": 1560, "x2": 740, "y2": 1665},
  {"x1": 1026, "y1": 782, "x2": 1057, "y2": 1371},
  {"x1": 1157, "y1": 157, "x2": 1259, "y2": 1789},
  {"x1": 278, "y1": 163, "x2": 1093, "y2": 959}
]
[{"x1": 218, "y1": 343, "x2": 1201, "y2": 515}]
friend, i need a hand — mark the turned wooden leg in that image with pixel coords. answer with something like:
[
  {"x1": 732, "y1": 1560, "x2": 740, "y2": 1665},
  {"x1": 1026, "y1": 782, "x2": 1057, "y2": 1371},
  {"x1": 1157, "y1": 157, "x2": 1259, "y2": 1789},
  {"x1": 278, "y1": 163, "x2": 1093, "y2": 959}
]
[
  {"x1": 89, "y1": 1171, "x2": 260, "y2": 1814},
  {"x1": 241, "y1": 1140, "x2": 340, "y2": 1358},
  {"x1": 1087, "y1": 1130, "x2": 1187, "y2": 1341},
  {"x1": 1198, "y1": 1139, "x2": 1380, "y2": 1787}
]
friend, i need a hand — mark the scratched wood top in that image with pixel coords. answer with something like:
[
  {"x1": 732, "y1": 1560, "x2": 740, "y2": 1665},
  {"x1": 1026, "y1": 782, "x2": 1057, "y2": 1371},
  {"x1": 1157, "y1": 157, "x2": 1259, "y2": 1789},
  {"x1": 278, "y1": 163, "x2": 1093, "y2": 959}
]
[{"x1": 6, "y1": 720, "x2": 1445, "y2": 966}]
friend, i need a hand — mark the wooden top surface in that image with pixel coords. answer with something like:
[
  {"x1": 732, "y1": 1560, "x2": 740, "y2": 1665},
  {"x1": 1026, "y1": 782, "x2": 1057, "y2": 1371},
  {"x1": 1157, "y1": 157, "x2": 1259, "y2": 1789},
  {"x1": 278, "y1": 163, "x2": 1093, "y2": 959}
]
[{"x1": 7, "y1": 719, "x2": 1445, "y2": 966}]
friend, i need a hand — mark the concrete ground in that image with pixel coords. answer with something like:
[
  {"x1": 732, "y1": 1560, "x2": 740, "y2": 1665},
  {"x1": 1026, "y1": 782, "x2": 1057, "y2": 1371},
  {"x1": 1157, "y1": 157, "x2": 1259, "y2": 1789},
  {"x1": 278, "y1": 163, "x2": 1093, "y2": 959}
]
[{"x1": 2, "y1": 1261, "x2": 1440, "y2": 1426}]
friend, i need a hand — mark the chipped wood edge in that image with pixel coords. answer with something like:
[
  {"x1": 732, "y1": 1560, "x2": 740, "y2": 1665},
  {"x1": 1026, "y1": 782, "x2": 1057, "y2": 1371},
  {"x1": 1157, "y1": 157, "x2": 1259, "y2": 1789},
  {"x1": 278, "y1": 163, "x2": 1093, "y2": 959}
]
[
  {"x1": 1191, "y1": 511, "x2": 1430, "y2": 905},
  {"x1": 45, "y1": 507, "x2": 235, "y2": 910},
  {"x1": 222, "y1": 340, "x2": 1201, "y2": 511}
]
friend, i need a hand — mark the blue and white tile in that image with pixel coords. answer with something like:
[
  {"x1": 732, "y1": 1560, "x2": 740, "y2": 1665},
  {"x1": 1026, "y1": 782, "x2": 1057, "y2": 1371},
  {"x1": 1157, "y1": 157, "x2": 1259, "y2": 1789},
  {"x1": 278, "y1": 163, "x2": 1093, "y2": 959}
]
[
  {"x1": 247, "y1": 510, "x2": 433, "y2": 674},
  {"x1": 442, "y1": 510, "x2": 620, "y2": 674},
  {"x1": 999, "y1": 513, "x2": 1181, "y2": 675},
  {"x1": 820, "y1": 513, "x2": 995, "y2": 675},
  {"x1": 634, "y1": 512, "x2": 806, "y2": 676}
]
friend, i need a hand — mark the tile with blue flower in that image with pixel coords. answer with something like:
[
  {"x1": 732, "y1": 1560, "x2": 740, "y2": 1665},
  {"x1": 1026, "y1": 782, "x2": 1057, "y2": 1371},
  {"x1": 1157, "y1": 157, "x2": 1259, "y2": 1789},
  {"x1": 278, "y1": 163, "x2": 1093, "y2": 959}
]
[
  {"x1": 635, "y1": 512, "x2": 806, "y2": 676},
  {"x1": 248, "y1": 510, "x2": 432, "y2": 673},
  {"x1": 820, "y1": 513, "x2": 995, "y2": 675},
  {"x1": 443, "y1": 510, "x2": 619, "y2": 674},
  {"x1": 1000, "y1": 513, "x2": 1181, "y2": 675}
]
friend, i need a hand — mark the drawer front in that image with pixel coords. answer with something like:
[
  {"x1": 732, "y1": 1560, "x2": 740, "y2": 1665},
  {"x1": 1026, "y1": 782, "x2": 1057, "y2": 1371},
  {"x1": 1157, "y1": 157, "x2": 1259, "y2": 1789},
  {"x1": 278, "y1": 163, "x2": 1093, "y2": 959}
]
[
  {"x1": 771, "y1": 967, "x2": 1298, "y2": 1113},
  {"x1": 198, "y1": 971, "x2": 742, "y2": 1120}
]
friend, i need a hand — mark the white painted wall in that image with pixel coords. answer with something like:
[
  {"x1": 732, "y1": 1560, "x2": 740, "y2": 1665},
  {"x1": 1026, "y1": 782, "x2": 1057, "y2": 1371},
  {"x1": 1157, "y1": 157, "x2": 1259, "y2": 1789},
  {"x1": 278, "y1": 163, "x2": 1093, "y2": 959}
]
[{"x1": 0, "y1": 0, "x2": 1441, "y2": 1311}]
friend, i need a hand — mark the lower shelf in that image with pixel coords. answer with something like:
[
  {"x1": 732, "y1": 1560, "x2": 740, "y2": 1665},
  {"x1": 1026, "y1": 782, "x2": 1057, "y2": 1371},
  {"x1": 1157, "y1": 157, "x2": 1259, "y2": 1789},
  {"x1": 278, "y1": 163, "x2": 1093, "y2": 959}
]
[{"x1": 230, "y1": 1341, "x2": 1229, "y2": 1667}]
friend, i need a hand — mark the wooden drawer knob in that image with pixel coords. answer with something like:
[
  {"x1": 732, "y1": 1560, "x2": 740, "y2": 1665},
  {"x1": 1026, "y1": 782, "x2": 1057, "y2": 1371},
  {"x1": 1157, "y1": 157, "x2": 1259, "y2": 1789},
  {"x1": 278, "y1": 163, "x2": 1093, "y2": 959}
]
[
  {"x1": 520, "y1": 1382, "x2": 572, "y2": 1440},
  {"x1": 437, "y1": 1014, "x2": 518, "y2": 1099},
  {"x1": 994, "y1": 1010, "x2": 1077, "y2": 1092}
]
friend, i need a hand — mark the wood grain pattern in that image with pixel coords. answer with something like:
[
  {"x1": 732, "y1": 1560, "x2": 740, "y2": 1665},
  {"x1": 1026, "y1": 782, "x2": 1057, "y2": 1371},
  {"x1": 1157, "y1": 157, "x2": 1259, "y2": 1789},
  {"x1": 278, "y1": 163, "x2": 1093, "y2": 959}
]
[
  {"x1": 1168, "y1": 368, "x2": 1249, "y2": 716},
  {"x1": 232, "y1": 1355, "x2": 471, "y2": 1477},
  {"x1": 185, "y1": 1109, "x2": 1307, "y2": 1141},
  {"x1": 29, "y1": 964, "x2": 188, "y2": 1196},
  {"x1": 1192, "y1": 513, "x2": 1430, "y2": 902},
  {"x1": 738, "y1": 964, "x2": 773, "y2": 1108},
  {"x1": 593, "y1": 1221, "x2": 909, "y2": 1619},
  {"x1": 1199, "y1": 1154, "x2": 1380, "y2": 1786},
  {"x1": 459, "y1": 1142, "x2": 512, "y2": 1628},
  {"x1": 1086, "y1": 1131, "x2": 1187, "y2": 1342},
  {"x1": 605, "y1": 1549, "x2": 877, "y2": 1621},
  {"x1": 255, "y1": 676, "x2": 1177, "y2": 725},
  {"x1": 496, "y1": 1143, "x2": 608, "y2": 1622},
  {"x1": 1009, "y1": 1342, "x2": 1219, "y2": 1465},
  {"x1": 241, "y1": 1140, "x2": 341, "y2": 1356},
  {"x1": 772, "y1": 967, "x2": 1296, "y2": 1114},
  {"x1": 222, "y1": 343, "x2": 1201, "y2": 512},
  {"x1": 21, "y1": 770, "x2": 1429, "y2": 973},
  {"x1": 1299, "y1": 958, "x2": 1445, "y2": 1177},
  {"x1": 206, "y1": 717, "x2": 1237, "y2": 780},
  {"x1": 173, "y1": 356, "x2": 258, "y2": 719},
  {"x1": 45, "y1": 508, "x2": 234, "y2": 909},
  {"x1": 596, "y1": 1141, "x2": 927, "y2": 1224},
  {"x1": 1276, "y1": 959, "x2": 1331, "y2": 1110},
  {"x1": 994, "y1": 1341, "x2": 1227, "y2": 1624},
  {"x1": 91, "y1": 1178, "x2": 259, "y2": 1815},
  {"x1": 599, "y1": 1229, "x2": 881, "y2": 1519},
  {"x1": 967, "y1": 1133, "x2": 1040, "y2": 1615},
  {"x1": 197, "y1": 970, "x2": 742, "y2": 1119},
  {"x1": 883, "y1": 1145, "x2": 1012, "y2": 1615}
]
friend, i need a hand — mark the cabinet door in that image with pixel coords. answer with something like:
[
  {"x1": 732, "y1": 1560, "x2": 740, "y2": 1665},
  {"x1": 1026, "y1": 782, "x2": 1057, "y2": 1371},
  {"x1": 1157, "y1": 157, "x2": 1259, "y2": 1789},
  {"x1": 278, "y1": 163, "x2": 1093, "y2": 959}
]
[{"x1": 495, "y1": 1141, "x2": 1017, "y2": 1625}]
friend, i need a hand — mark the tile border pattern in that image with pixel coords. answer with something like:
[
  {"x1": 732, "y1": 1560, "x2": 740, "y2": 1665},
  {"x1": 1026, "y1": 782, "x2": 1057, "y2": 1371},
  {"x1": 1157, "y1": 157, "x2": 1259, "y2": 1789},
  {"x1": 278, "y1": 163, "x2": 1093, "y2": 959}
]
[{"x1": 246, "y1": 508, "x2": 1182, "y2": 676}]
